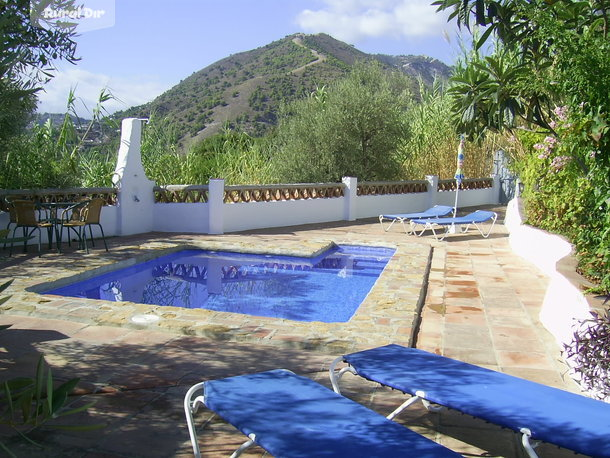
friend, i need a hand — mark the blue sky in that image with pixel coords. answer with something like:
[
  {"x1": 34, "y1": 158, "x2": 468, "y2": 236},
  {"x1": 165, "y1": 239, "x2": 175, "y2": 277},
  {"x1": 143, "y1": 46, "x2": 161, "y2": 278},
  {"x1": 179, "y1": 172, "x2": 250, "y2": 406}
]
[{"x1": 37, "y1": 0, "x2": 461, "y2": 116}]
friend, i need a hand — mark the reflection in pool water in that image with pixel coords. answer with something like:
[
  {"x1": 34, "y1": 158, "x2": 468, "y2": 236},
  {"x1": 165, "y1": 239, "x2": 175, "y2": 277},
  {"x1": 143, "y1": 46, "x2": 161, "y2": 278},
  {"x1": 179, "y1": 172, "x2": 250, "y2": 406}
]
[{"x1": 45, "y1": 245, "x2": 395, "y2": 322}]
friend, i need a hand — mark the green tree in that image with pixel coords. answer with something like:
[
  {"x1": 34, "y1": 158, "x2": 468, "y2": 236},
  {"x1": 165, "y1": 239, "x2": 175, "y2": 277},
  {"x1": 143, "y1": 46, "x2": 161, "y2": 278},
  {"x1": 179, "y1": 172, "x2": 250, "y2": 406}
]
[
  {"x1": 272, "y1": 61, "x2": 411, "y2": 182},
  {"x1": 435, "y1": 0, "x2": 610, "y2": 132},
  {"x1": 435, "y1": 0, "x2": 609, "y2": 290},
  {"x1": 0, "y1": 0, "x2": 79, "y2": 148}
]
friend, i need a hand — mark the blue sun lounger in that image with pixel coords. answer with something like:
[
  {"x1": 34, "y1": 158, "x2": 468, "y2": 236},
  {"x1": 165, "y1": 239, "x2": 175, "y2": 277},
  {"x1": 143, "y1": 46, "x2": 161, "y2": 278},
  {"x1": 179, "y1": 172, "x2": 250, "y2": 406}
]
[
  {"x1": 329, "y1": 345, "x2": 610, "y2": 458},
  {"x1": 409, "y1": 210, "x2": 497, "y2": 241},
  {"x1": 379, "y1": 205, "x2": 454, "y2": 233},
  {"x1": 184, "y1": 369, "x2": 461, "y2": 457}
]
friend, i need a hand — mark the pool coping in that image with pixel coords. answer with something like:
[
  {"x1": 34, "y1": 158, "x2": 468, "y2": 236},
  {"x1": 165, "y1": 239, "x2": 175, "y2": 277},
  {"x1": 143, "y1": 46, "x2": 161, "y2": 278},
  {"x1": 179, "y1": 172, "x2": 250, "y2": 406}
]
[{"x1": 1, "y1": 234, "x2": 432, "y2": 354}]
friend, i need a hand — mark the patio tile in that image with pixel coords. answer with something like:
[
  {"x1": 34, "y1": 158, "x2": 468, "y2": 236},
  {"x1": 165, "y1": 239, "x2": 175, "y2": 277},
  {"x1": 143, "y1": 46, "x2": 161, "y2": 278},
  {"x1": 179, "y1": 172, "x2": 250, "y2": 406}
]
[
  {"x1": 443, "y1": 347, "x2": 498, "y2": 366},
  {"x1": 443, "y1": 323, "x2": 493, "y2": 350},
  {"x1": 444, "y1": 311, "x2": 487, "y2": 326},
  {"x1": 497, "y1": 350, "x2": 554, "y2": 369},
  {"x1": 70, "y1": 325, "x2": 134, "y2": 343},
  {"x1": 115, "y1": 329, "x2": 177, "y2": 346}
]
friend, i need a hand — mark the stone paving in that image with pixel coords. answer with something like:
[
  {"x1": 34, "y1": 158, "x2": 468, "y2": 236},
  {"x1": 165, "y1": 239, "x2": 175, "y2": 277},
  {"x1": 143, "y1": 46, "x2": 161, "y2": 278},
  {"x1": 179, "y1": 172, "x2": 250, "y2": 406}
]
[
  {"x1": 1, "y1": 222, "x2": 431, "y2": 354},
  {"x1": 0, "y1": 206, "x2": 591, "y2": 457}
]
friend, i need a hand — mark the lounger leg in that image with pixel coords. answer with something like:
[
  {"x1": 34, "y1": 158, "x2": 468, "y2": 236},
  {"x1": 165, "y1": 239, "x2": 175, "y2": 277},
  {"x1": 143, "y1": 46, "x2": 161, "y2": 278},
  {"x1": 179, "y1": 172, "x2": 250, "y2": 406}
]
[
  {"x1": 387, "y1": 393, "x2": 424, "y2": 420},
  {"x1": 409, "y1": 221, "x2": 428, "y2": 237},
  {"x1": 379, "y1": 215, "x2": 396, "y2": 232},
  {"x1": 520, "y1": 428, "x2": 541, "y2": 458},
  {"x1": 230, "y1": 434, "x2": 256, "y2": 458},
  {"x1": 386, "y1": 390, "x2": 444, "y2": 420},
  {"x1": 420, "y1": 398, "x2": 444, "y2": 412},
  {"x1": 431, "y1": 225, "x2": 448, "y2": 241},
  {"x1": 329, "y1": 356, "x2": 357, "y2": 394},
  {"x1": 380, "y1": 216, "x2": 404, "y2": 232},
  {"x1": 184, "y1": 382, "x2": 205, "y2": 458},
  {"x1": 472, "y1": 216, "x2": 497, "y2": 238}
]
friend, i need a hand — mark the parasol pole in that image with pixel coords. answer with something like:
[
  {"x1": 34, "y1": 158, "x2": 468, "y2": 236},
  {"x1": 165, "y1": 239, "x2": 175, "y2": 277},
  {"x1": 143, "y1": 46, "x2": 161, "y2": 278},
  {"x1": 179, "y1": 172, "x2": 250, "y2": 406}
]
[{"x1": 450, "y1": 135, "x2": 465, "y2": 233}]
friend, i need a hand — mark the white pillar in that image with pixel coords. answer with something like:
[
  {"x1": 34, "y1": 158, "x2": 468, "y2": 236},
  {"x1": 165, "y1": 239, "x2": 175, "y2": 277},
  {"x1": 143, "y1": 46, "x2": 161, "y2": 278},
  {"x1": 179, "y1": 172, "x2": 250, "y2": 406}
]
[
  {"x1": 426, "y1": 175, "x2": 438, "y2": 208},
  {"x1": 342, "y1": 176, "x2": 357, "y2": 221},
  {"x1": 112, "y1": 118, "x2": 155, "y2": 236},
  {"x1": 208, "y1": 179, "x2": 225, "y2": 234}
]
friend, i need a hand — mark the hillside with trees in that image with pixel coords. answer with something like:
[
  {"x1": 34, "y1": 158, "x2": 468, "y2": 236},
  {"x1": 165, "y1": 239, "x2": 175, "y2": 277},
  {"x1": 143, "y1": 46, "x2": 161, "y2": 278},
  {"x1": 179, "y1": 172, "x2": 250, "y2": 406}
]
[{"x1": 117, "y1": 33, "x2": 451, "y2": 147}]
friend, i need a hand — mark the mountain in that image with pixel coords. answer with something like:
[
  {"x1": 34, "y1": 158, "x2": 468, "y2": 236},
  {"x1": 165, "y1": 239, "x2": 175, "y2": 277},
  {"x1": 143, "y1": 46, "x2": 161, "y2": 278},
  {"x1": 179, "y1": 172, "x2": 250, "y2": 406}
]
[
  {"x1": 116, "y1": 33, "x2": 452, "y2": 147},
  {"x1": 32, "y1": 112, "x2": 91, "y2": 128}
]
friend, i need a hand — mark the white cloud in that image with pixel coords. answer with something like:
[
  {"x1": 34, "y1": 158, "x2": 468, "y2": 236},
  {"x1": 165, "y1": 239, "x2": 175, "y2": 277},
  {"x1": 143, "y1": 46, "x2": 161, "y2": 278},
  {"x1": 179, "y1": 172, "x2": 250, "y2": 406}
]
[
  {"x1": 36, "y1": 67, "x2": 170, "y2": 117},
  {"x1": 296, "y1": 0, "x2": 449, "y2": 43}
]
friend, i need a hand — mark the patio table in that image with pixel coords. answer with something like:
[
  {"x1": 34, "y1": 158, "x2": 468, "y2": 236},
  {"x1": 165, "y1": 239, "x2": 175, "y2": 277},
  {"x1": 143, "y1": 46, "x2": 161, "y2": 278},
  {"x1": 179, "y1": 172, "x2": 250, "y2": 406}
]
[{"x1": 37, "y1": 201, "x2": 89, "y2": 252}]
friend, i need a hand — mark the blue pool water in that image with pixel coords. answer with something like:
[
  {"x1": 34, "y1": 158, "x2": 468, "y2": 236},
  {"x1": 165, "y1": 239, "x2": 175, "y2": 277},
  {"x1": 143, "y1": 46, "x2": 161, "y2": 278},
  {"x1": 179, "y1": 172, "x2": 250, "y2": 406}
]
[{"x1": 44, "y1": 245, "x2": 395, "y2": 323}]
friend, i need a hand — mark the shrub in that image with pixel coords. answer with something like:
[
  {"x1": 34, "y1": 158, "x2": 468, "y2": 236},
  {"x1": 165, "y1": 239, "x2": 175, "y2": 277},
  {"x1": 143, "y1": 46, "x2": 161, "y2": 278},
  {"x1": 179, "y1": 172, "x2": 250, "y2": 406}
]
[
  {"x1": 564, "y1": 307, "x2": 610, "y2": 400},
  {"x1": 518, "y1": 105, "x2": 610, "y2": 293}
]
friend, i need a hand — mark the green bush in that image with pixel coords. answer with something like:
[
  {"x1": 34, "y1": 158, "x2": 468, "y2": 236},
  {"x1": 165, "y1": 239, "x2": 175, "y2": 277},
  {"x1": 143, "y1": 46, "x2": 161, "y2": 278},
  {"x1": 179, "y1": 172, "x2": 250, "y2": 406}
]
[
  {"x1": 272, "y1": 61, "x2": 410, "y2": 182},
  {"x1": 564, "y1": 308, "x2": 610, "y2": 400},
  {"x1": 518, "y1": 106, "x2": 609, "y2": 292}
]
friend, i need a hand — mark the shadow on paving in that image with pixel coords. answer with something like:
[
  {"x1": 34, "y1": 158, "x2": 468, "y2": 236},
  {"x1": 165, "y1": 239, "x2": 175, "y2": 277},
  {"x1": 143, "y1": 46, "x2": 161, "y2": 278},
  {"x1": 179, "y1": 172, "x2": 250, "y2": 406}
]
[
  {"x1": 0, "y1": 322, "x2": 588, "y2": 458},
  {"x1": 0, "y1": 323, "x2": 332, "y2": 457}
]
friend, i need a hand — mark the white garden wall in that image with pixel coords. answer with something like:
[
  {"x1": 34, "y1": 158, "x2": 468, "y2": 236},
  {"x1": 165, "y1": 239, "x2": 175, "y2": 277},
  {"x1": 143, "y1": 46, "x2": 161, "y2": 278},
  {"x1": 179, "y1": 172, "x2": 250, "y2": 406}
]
[{"x1": 1, "y1": 119, "x2": 502, "y2": 242}]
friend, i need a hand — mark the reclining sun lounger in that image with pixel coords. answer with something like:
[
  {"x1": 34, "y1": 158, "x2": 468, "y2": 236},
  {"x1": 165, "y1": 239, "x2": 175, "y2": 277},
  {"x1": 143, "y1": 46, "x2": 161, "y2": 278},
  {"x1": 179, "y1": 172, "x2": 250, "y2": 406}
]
[
  {"x1": 184, "y1": 369, "x2": 461, "y2": 457},
  {"x1": 409, "y1": 209, "x2": 497, "y2": 241},
  {"x1": 379, "y1": 205, "x2": 454, "y2": 233},
  {"x1": 329, "y1": 345, "x2": 610, "y2": 458}
]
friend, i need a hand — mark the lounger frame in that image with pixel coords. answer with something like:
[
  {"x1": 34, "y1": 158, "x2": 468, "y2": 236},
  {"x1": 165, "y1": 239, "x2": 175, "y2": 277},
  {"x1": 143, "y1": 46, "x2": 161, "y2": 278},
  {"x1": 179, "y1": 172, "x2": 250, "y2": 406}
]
[
  {"x1": 329, "y1": 345, "x2": 610, "y2": 458},
  {"x1": 329, "y1": 355, "x2": 543, "y2": 457},
  {"x1": 409, "y1": 210, "x2": 497, "y2": 241},
  {"x1": 379, "y1": 205, "x2": 454, "y2": 234},
  {"x1": 185, "y1": 382, "x2": 258, "y2": 458},
  {"x1": 185, "y1": 369, "x2": 461, "y2": 458}
]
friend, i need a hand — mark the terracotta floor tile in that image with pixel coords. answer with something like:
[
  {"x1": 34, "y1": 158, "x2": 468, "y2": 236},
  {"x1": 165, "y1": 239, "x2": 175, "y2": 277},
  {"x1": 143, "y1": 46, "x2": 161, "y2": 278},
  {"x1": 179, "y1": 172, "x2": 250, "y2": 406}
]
[
  {"x1": 443, "y1": 347, "x2": 498, "y2": 366},
  {"x1": 490, "y1": 324, "x2": 540, "y2": 339},
  {"x1": 444, "y1": 323, "x2": 492, "y2": 350},
  {"x1": 502, "y1": 367, "x2": 580, "y2": 391},
  {"x1": 445, "y1": 290, "x2": 480, "y2": 299},
  {"x1": 497, "y1": 350, "x2": 553, "y2": 369},
  {"x1": 443, "y1": 297, "x2": 483, "y2": 308},
  {"x1": 70, "y1": 325, "x2": 134, "y2": 343},
  {"x1": 445, "y1": 312, "x2": 487, "y2": 326}
]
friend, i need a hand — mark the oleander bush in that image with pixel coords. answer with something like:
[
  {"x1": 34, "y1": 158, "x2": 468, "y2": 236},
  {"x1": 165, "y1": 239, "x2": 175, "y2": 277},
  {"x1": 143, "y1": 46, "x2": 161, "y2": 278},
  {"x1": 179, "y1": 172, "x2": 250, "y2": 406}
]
[
  {"x1": 564, "y1": 307, "x2": 610, "y2": 400},
  {"x1": 517, "y1": 106, "x2": 610, "y2": 293}
]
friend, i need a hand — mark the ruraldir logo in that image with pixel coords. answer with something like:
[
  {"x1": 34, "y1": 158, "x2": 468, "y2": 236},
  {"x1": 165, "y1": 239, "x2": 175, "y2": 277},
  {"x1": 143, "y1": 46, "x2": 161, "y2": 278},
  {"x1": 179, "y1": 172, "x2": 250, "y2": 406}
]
[{"x1": 30, "y1": 0, "x2": 115, "y2": 33}]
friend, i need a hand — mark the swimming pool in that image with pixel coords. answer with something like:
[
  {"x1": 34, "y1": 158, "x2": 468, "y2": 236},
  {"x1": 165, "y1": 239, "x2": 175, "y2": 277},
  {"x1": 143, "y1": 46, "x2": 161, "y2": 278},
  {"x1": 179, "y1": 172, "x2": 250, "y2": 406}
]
[{"x1": 44, "y1": 245, "x2": 395, "y2": 323}]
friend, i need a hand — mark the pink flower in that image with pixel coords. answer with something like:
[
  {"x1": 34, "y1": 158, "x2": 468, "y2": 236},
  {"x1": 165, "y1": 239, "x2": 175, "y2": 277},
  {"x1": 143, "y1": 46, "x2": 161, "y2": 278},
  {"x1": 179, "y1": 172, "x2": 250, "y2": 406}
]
[
  {"x1": 553, "y1": 106, "x2": 569, "y2": 122},
  {"x1": 550, "y1": 155, "x2": 571, "y2": 172}
]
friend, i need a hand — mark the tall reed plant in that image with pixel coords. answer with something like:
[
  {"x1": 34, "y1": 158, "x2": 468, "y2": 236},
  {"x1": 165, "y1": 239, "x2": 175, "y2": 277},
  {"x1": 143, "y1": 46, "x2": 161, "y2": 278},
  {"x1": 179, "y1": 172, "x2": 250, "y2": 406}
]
[
  {"x1": 0, "y1": 88, "x2": 118, "y2": 190},
  {"x1": 401, "y1": 80, "x2": 498, "y2": 179},
  {"x1": 142, "y1": 119, "x2": 274, "y2": 186}
]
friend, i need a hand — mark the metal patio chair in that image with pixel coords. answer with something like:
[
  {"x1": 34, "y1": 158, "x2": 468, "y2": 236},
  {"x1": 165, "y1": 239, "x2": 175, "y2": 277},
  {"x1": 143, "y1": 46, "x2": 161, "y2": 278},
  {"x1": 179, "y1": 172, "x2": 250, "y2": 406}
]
[
  {"x1": 60, "y1": 198, "x2": 108, "y2": 253},
  {"x1": 8, "y1": 200, "x2": 53, "y2": 256}
]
